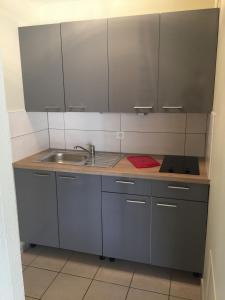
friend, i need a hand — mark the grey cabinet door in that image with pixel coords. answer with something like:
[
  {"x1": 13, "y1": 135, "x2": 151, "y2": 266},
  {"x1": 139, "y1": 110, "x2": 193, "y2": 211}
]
[
  {"x1": 14, "y1": 169, "x2": 59, "y2": 247},
  {"x1": 108, "y1": 14, "x2": 159, "y2": 113},
  {"x1": 102, "y1": 193, "x2": 150, "y2": 263},
  {"x1": 61, "y1": 20, "x2": 108, "y2": 112},
  {"x1": 57, "y1": 173, "x2": 102, "y2": 255},
  {"x1": 151, "y1": 197, "x2": 208, "y2": 273},
  {"x1": 19, "y1": 25, "x2": 65, "y2": 112},
  {"x1": 158, "y1": 9, "x2": 219, "y2": 113}
]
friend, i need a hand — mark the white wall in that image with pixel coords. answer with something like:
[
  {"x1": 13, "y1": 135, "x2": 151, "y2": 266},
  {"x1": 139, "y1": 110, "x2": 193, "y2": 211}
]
[
  {"x1": 0, "y1": 62, "x2": 24, "y2": 299},
  {"x1": 203, "y1": 0, "x2": 225, "y2": 299}
]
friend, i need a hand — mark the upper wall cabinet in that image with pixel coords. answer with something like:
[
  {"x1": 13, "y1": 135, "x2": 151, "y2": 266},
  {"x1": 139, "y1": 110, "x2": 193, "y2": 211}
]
[
  {"x1": 61, "y1": 20, "x2": 108, "y2": 112},
  {"x1": 158, "y1": 9, "x2": 219, "y2": 113},
  {"x1": 108, "y1": 14, "x2": 159, "y2": 113},
  {"x1": 19, "y1": 24, "x2": 65, "y2": 112}
]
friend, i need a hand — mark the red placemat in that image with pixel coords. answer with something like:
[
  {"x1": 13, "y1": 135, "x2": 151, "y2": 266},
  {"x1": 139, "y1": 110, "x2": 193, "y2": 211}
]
[{"x1": 127, "y1": 155, "x2": 160, "y2": 168}]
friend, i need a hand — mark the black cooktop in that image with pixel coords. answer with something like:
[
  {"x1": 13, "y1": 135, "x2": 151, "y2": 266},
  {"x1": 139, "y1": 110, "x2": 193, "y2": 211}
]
[{"x1": 159, "y1": 155, "x2": 200, "y2": 175}]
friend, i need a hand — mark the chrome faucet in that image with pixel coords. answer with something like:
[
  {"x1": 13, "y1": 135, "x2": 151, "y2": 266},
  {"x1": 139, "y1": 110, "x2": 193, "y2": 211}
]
[{"x1": 74, "y1": 144, "x2": 95, "y2": 158}]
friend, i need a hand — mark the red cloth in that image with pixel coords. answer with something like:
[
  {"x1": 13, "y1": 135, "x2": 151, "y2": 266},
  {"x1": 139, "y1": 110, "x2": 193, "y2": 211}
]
[{"x1": 127, "y1": 155, "x2": 160, "y2": 169}]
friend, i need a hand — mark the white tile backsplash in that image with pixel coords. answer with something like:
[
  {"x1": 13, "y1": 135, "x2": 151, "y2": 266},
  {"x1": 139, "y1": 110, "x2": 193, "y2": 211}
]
[
  {"x1": 122, "y1": 132, "x2": 185, "y2": 155},
  {"x1": 64, "y1": 112, "x2": 120, "y2": 131},
  {"x1": 65, "y1": 130, "x2": 120, "y2": 152},
  {"x1": 49, "y1": 129, "x2": 65, "y2": 149},
  {"x1": 121, "y1": 113, "x2": 186, "y2": 133},
  {"x1": 9, "y1": 111, "x2": 208, "y2": 160},
  {"x1": 9, "y1": 111, "x2": 48, "y2": 138},
  {"x1": 11, "y1": 130, "x2": 49, "y2": 161},
  {"x1": 186, "y1": 113, "x2": 207, "y2": 133},
  {"x1": 185, "y1": 134, "x2": 206, "y2": 157},
  {"x1": 48, "y1": 112, "x2": 64, "y2": 129}
]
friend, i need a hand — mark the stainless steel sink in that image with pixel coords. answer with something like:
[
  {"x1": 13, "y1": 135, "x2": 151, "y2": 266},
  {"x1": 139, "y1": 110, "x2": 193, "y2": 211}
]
[
  {"x1": 39, "y1": 151, "x2": 89, "y2": 166},
  {"x1": 36, "y1": 150, "x2": 123, "y2": 168}
]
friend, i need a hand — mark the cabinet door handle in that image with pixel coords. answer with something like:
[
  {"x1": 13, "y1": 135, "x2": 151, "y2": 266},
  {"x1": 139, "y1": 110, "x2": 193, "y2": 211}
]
[
  {"x1": 59, "y1": 176, "x2": 78, "y2": 180},
  {"x1": 162, "y1": 106, "x2": 183, "y2": 110},
  {"x1": 33, "y1": 173, "x2": 50, "y2": 177},
  {"x1": 133, "y1": 106, "x2": 153, "y2": 109},
  {"x1": 168, "y1": 185, "x2": 190, "y2": 191},
  {"x1": 68, "y1": 106, "x2": 86, "y2": 112},
  {"x1": 126, "y1": 200, "x2": 146, "y2": 205},
  {"x1": 156, "y1": 203, "x2": 177, "y2": 208},
  {"x1": 45, "y1": 106, "x2": 61, "y2": 111},
  {"x1": 115, "y1": 180, "x2": 135, "y2": 185}
]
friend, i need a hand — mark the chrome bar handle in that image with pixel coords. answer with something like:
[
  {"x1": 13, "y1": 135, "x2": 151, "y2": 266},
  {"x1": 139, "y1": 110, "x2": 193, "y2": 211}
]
[
  {"x1": 115, "y1": 180, "x2": 135, "y2": 185},
  {"x1": 59, "y1": 176, "x2": 78, "y2": 180},
  {"x1": 126, "y1": 200, "x2": 146, "y2": 204},
  {"x1": 162, "y1": 106, "x2": 183, "y2": 109},
  {"x1": 33, "y1": 173, "x2": 50, "y2": 177},
  {"x1": 156, "y1": 203, "x2": 177, "y2": 208},
  {"x1": 133, "y1": 106, "x2": 153, "y2": 109},
  {"x1": 168, "y1": 185, "x2": 190, "y2": 191},
  {"x1": 68, "y1": 106, "x2": 86, "y2": 112},
  {"x1": 45, "y1": 106, "x2": 61, "y2": 112}
]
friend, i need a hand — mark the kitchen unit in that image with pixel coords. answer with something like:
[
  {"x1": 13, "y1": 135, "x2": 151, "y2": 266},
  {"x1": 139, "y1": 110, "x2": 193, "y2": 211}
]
[
  {"x1": 19, "y1": 8, "x2": 219, "y2": 113},
  {"x1": 14, "y1": 151, "x2": 209, "y2": 274}
]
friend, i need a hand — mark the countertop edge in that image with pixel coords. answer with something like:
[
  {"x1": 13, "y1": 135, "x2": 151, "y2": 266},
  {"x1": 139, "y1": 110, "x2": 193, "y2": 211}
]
[{"x1": 13, "y1": 150, "x2": 210, "y2": 185}]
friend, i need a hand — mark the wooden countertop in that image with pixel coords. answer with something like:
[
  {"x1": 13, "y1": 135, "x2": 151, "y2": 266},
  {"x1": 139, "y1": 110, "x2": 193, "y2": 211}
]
[{"x1": 13, "y1": 150, "x2": 210, "y2": 185}]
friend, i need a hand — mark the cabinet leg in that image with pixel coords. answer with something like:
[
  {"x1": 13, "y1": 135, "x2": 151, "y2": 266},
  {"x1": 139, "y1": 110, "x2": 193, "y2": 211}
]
[
  {"x1": 30, "y1": 243, "x2": 37, "y2": 248},
  {"x1": 99, "y1": 256, "x2": 105, "y2": 260},
  {"x1": 109, "y1": 257, "x2": 115, "y2": 262},
  {"x1": 193, "y1": 272, "x2": 202, "y2": 278}
]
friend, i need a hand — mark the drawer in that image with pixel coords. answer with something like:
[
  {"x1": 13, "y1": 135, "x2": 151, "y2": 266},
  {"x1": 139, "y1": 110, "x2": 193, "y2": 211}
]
[
  {"x1": 102, "y1": 176, "x2": 151, "y2": 196},
  {"x1": 151, "y1": 180, "x2": 209, "y2": 202}
]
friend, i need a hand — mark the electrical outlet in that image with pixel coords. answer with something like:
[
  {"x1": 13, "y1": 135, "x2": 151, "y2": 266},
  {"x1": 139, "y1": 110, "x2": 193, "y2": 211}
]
[{"x1": 116, "y1": 131, "x2": 124, "y2": 140}]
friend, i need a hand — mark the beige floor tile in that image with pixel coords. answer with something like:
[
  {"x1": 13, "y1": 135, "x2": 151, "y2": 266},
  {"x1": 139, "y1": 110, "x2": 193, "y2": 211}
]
[
  {"x1": 30, "y1": 246, "x2": 71, "y2": 272},
  {"x1": 26, "y1": 297, "x2": 37, "y2": 300},
  {"x1": 23, "y1": 266, "x2": 57, "y2": 299},
  {"x1": 42, "y1": 273, "x2": 91, "y2": 300},
  {"x1": 94, "y1": 260, "x2": 134, "y2": 286},
  {"x1": 169, "y1": 297, "x2": 185, "y2": 300},
  {"x1": 84, "y1": 280, "x2": 128, "y2": 300},
  {"x1": 21, "y1": 247, "x2": 41, "y2": 266},
  {"x1": 170, "y1": 271, "x2": 201, "y2": 300},
  {"x1": 131, "y1": 264, "x2": 170, "y2": 294},
  {"x1": 61, "y1": 252, "x2": 100, "y2": 278},
  {"x1": 127, "y1": 288, "x2": 168, "y2": 300}
]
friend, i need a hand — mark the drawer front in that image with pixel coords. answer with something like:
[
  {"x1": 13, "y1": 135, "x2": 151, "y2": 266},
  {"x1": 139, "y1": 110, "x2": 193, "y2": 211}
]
[
  {"x1": 102, "y1": 176, "x2": 151, "y2": 195},
  {"x1": 151, "y1": 180, "x2": 209, "y2": 202}
]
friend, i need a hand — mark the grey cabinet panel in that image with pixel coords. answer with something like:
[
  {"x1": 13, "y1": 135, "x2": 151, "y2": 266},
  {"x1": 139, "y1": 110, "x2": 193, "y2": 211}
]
[
  {"x1": 108, "y1": 14, "x2": 159, "y2": 113},
  {"x1": 19, "y1": 25, "x2": 65, "y2": 112},
  {"x1": 151, "y1": 197, "x2": 207, "y2": 273},
  {"x1": 158, "y1": 9, "x2": 219, "y2": 113},
  {"x1": 151, "y1": 180, "x2": 209, "y2": 202},
  {"x1": 57, "y1": 173, "x2": 102, "y2": 255},
  {"x1": 61, "y1": 20, "x2": 108, "y2": 112},
  {"x1": 102, "y1": 176, "x2": 151, "y2": 196},
  {"x1": 14, "y1": 169, "x2": 59, "y2": 247},
  {"x1": 102, "y1": 193, "x2": 150, "y2": 263}
]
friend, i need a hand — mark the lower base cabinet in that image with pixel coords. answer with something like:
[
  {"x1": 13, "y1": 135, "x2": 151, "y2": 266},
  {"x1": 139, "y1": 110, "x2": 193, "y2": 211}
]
[
  {"x1": 14, "y1": 169, "x2": 59, "y2": 247},
  {"x1": 102, "y1": 192, "x2": 150, "y2": 263},
  {"x1": 151, "y1": 197, "x2": 208, "y2": 273},
  {"x1": 14, "y1": 169, "x2": 208, "y2": 273},
  {"x1": 57, "y1": 173, "x2": 102, "y2": 255}
]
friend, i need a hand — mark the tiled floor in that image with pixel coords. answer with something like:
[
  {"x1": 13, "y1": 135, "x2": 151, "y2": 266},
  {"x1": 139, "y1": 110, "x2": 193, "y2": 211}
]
[{"x1": 22, "y1": 246, "x2": 202, "y2": 300}]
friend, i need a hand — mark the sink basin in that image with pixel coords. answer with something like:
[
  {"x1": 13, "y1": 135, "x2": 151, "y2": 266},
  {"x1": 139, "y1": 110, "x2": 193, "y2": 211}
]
[
  {"x1": 37, "y1": 150, "x2": 123, "y2": 168},
  {"x1": 40, "y1": 151, "x2": 89, "y2": 165}
]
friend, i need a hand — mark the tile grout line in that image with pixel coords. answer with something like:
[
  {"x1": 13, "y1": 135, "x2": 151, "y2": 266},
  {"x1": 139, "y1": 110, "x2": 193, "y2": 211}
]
[
  {"x1": 124, "y1": 271, "x2": 134, "y2": 300},
  {"x1": 81, "y1": 264, "x2": 102, "y2": 300}
]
